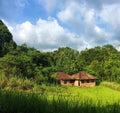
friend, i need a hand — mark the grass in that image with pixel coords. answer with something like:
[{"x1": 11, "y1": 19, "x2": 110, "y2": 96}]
[
  {"x1": 0, "y1": 75, "x2": 120, "y2": 113},
  {"x1": 66, "y1": 86, "x2": 120, "y2": 103},
  {"x1": 0, "y1": 86, "x2": 120, "y2": 113},
  {"x1": 101, "y1": 81, "x2": 120, "y2": 91}
]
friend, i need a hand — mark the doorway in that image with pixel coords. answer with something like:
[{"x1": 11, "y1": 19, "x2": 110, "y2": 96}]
[{"x1": 78, "y1": 80, "x2": 80, "y2": 86}]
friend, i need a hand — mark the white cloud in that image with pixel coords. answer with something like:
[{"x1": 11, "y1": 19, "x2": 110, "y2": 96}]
[
  {"x1": 38, "y1": 0, "x2": 57, "y2": 13},
  {"x1": 14, "y1": 21, "x2": 35, "y2": 44},
  {"x1": 57, "y1": 1, "x2": 86, "y2": 23},
  {"x1": 99, "y1": 4, "x2": 120, "y2": 45},
  {"x1": 6, "y1": 18, "x2": 86, "y2": 51},
  {"x1": 100, "y1": 4, "x2": 120, "y2": 28},
  {"x1": 57, "y1": 2, "x2": 78, "y2": 22},
  {"x1": 3, "y1": 0, "x2": 120, "y2": 51},
  {"x1": 57, "y1": 1, "x2": 110, "y2": 47}
]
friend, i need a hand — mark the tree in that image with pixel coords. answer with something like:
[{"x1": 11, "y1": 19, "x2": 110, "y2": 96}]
[
  {"x1": 52, "y1": 47, "x2": 81, "y2": 74},
  {"x1": 0, "y1": 20, "x2": 16, "y2": 56}
]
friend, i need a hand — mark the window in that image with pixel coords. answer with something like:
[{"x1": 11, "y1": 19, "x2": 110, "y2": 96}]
[
  {"x1": 81, "y1": 80, "x2": 85, "y2": 83},
  {"x1": 70, "y1": 80, "x2": 74, "y2": 83},
  {"x1": 91, "y1": 80, "x2": 94, "y2": 82},
  {"x1": 64, "y1": 80, "x2": 67, "y2": 84},
  {"x1": 86, "y1": 80, "x2": 89, "y2": 83},
  {"x1": 81, "y1": 80, "x2": 90, "y2": 83}
]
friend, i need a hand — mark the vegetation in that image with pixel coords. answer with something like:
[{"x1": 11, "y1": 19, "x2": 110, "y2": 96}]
[
  {"x1": 101, "y1": 81, "x2": 120, "y2": 91},
  {"x1": 0, "y1": 85, "x2": 120, "y2": 113},
  {"x1": 0, "y1": 20, "x2": 16, "y2": 57},
  {"x1": 0, "y1": 19, "x2": 120, "y2": 83},
  {"x1": 1, "y1": 20, "x2": 120, "y2": 112}
]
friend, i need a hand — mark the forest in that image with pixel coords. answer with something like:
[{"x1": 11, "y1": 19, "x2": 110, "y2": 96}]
[{"x1": 0, "y1": 19, "x2": 120, "y2": 85}]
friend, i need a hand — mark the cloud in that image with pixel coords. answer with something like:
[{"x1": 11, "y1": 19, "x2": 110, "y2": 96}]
[
  {"x1": 2, "y1": 0, "x2": 120, "y2": 51},
  {"x1": 100, "y1": 4, "x2": 120, "y2": 28},
  {"x1": 6, "y1": 18, "x2": 86, "y2": 51},
  {"x1": 85, "y1": 0, "x2": 120, "y2": 10},
  {"x1": 38, "y1": 0, "x2": 57, "y2": 13},
  {"x1": 99, "y1": 4, "x2": 120, "y2": 45},
  {"x1": 57, "y1": 1, "x2": 110, "y2": 47}
]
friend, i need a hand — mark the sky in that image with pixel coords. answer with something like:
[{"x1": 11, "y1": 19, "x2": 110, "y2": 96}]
[{"x1": 0, "y1": 0, "x2": 120, "y2": 51}]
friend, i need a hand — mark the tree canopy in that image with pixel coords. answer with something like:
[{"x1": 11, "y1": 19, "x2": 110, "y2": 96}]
[
  {"x1": 0, "y1": 20, "x2": 16, "y2": 57},
  {"x1": 0, "y1": 20, "x2": 120, "y2": 83}
]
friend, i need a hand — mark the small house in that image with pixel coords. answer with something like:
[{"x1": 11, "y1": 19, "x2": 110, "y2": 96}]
[
  {"x1": 71, "y1": 71, "x2": 98, "y2": 87},
  {"x1": 55, "y1": 72, "x2": 72, "y2": 86},
  {"x1": 55, "y1": 71, "x2": 97, "y2": 87}
]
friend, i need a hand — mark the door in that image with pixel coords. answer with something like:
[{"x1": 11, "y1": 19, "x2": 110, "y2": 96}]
[{"x1": 78, "y1": 80, "x2": 80, "y2": 86}]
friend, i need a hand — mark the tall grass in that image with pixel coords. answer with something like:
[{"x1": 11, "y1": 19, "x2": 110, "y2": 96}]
[
  {"x1": 0, "y1": 75, "x2": 120, "y2": 113},
  {"x1": 0, "y1": 89, "x2": 120, "y2": 113},
  {"x1": 101, "y1": 81, "x2": 120, "y2": 91}
]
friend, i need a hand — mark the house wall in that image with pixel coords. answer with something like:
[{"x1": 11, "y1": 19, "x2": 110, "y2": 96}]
[
  {"x1": 74, "y1": 80, "x2": 96, "y2": 87},
  {"x1": 74, "y1": 80, "x2": 79, "y2": 86},
  {"x1": 80, "y1": 80, "x2": 96, "y2": 87},
  {"x1": 59, "y1": 80, "x2": 96, "y2": 87},
  {"x1": 60, "y1": 80, "x2": 73, "y2": 86},
  {"x1": 80, "y1": 82, "x2": 96, "y2": 87}
]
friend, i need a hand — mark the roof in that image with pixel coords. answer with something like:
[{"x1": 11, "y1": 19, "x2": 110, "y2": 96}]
[
  {"x1": 56, "y1": 72, "x2": 72, "y2": 80},
  {"x1": 71, "y1": 71, "x2": 97, "y2": 80}
]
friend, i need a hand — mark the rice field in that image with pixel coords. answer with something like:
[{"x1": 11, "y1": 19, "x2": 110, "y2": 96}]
[{"x1": 0, "y1": 85, "x2": 120, "y2": 113}]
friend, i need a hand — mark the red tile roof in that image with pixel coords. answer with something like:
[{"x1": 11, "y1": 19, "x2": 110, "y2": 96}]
[
  {"x1": 71, "y1": 71, "x2": 97, "y2": 80},
  {"x1": 56, "y1": 72, "x2": 72, "y2": 80}
]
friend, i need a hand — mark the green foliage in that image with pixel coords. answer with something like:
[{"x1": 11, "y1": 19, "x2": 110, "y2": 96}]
[
  {"x1": 0, "y1": 20, "x2": 16, "y2": 56},
  {"x1": 51, "y1": 73, "x2": 57, "y2": 79},
  {"x1": 82, "y1": 67, "x2": 96, "y2": 75},
  {"x1": 0, "y1": 43, "x2": 120, "y2": 83},
  {"x1": 0, "y1": 20, "x2": 120, "y2": 83},
  {"x1": 0, "y1": 74, "x2": 35, "y2": 90},
  {"x1": 0, "y1": 44, "x2": 52, "y2": 82},
  {"x1": 81, "y1": 45, "x2": 120, "y2": 81},
  {"x1": 52, "y1": 47, "x2": 81, "y2": 74}
]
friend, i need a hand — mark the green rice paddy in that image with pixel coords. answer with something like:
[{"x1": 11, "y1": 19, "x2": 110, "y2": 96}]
[{"x1": 0, "y1": 85, "x2": 120, "y2": 113}]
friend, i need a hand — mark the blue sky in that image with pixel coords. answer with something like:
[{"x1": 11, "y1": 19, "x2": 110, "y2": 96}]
[{"x1": 0, "y1": 0, "x2": 120, "y2": 51}]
